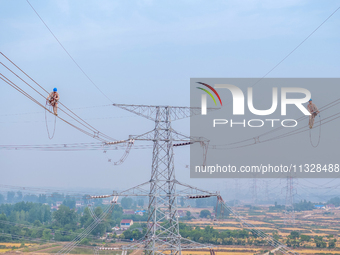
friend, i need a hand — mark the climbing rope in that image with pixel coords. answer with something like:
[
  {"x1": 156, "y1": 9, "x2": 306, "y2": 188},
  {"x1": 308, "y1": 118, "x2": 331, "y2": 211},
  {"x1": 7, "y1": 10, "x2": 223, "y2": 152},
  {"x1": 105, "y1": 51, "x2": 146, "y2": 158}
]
[
  {"x1": 45, "y1": 101, "x2": 56, "y2": 139},
  {"x1": 309, "y1": 114, "x2": 321, "y2": 148}
]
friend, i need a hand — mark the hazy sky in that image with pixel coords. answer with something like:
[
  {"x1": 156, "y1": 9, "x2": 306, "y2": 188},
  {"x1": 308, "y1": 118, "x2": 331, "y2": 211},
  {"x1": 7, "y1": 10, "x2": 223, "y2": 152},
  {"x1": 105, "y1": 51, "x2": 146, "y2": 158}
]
[{"x1": 1, "y1": 0, "x2": 340, "y2": 201}]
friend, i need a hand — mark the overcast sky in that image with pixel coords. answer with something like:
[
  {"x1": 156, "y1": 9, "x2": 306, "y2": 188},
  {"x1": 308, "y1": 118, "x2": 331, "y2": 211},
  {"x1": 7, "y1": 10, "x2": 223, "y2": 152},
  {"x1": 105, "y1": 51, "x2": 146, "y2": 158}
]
[{"x1": 1, "y1": 0, "x2": 340, "y2": 202}]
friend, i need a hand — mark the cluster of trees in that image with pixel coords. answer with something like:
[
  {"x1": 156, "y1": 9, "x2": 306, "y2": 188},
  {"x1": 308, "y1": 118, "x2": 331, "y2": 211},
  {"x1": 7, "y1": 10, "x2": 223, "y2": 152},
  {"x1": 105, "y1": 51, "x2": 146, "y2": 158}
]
[
  {"x1": 120, "y1": 223, "x2": 267, "y2": 246},
  {"x1": 0, "y1": 202, "x2": 51, "y2": 224},
  {"x1": 0, "y1": 200, "x2": 146, "y2": 243},
  {"x1": 270, "y1": 200, "x2": 315, "y2": 212},
  {"x1": 293, "y1": 200, "x2": 314, "y2": 212},
  {"x1": 178, "y1": 224, "x2": 268, "y2": 246},
  {"x1": 199, "y1": 210, "x2": 211, "y2": 218},
  {"x1": 286, "y1": 231, "x2": 336, "y2": 248},
  {"x1": 0, "y1": 204, "x2": 79, "y2": 242},
  {"x1": 0, "y1": 202, "x2": 53, "y2": 242},
  {"x1": 269, "y1": 197, "x2": 340, "y2": 213},
  {"x1": 0, "y1": 192, "x2": 150, "y2": 211},
  {"x1": 119, "y1": 223, "x2": 146, "y2": 240},
  {"x1": 269, "y1": 202, "x2": 285, "y2": 211},
  {"x1": 0, "y1": 191, "x2": 90, "y2": 207},
  {"x1": 179, "y1": 209, "x2": 228, "y2": 221},
  {"x1": 327, "y1": 197, "x2": 340, "y2": 207},
  {"x1": 0, "y1": 200, "x2": 272, "y2": 247},
  {"x1": 178, "y1": 211, "x2": 194, "y2": 221},
  {"x1": 120, "y1": 197, "x2": 145, "y2": 209},
  {"x1": 195, "y1": 197, "x2": 217, "y2": 208},
  {"x1": 0, "y1": 214, "x2": 54, "y2": 242},
  {"x1": 2, "y1": 200, "x2": 339, "y2": 249},
  {"x1": 0, "y1": 192, "x2": 50, "y2": 204},
  {"x1": 179, "y1": 197, "x2": 218, "y2": 208}
]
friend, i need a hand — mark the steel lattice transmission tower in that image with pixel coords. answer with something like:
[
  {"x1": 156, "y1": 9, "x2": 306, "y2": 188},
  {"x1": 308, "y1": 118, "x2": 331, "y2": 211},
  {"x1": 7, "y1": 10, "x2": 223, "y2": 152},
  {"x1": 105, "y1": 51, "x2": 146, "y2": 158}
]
[
  {"x1": 111, "y1": 104, "x2": 217, "y2": 255},
  {"x1": 96, "y1": 104, "x2": 300, "y2": 255},
  {"x1": 284, "y1": 175, "x2": 296, "y2": 226},
  {"x1": 56, "y1": 102, "x2": 301, "y2": 255},
  {"x1": 250, "y1": 174, "x2": 258, "y2": 205}
]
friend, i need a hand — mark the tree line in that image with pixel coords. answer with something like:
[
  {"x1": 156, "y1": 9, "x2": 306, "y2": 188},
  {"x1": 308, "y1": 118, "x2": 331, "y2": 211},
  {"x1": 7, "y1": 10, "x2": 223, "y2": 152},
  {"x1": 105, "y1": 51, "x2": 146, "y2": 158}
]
[{"x1": 0, "y1": 201, "x2": 146, "y2": 243}]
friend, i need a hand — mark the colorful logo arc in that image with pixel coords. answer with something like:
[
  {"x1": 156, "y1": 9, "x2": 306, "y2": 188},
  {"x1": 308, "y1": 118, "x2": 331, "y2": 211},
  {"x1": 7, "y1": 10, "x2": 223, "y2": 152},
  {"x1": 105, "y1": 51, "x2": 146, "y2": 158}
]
[{"x1": 196, "y1": 82, "x2": 222, "y2": 106}]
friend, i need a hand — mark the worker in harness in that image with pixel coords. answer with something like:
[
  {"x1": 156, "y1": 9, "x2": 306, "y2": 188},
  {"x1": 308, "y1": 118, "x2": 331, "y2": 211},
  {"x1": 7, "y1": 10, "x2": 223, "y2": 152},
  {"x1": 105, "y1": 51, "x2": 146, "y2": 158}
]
[
  {"x1": 307, "y1": 99, "x2": 319, "y2": 129},
  {"x1": 47, "y1": 88, "x2": 60, "y2": 116}
]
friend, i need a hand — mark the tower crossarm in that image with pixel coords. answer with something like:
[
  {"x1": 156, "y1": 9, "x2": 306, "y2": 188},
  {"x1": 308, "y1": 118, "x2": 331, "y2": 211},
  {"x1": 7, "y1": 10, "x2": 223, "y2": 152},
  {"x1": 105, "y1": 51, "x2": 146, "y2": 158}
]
[
  {"x1": 112, "y1": 103, "x2": 219, "y2": 121},
  {"x1": 128, "y1": 129, "x2": 209, "y2": 143},
  {"x1": 171, "y1": 130, "x2": 209, "y2": 144},
  {"x1": 175, "y1": 180, "x2": 218, "y2": 197},
  {"x1": 117, "y1": 181, "x2": 150, "y2": 197},
  {"x1": 128, "y1": 130, "x2": 156, "y2": 141},
  {"x1": 113, "y1": 104, "x2": 160, "y2": 121},
  {"x1": 115, "y1": 180, "x2": 218, "y2": 198}
]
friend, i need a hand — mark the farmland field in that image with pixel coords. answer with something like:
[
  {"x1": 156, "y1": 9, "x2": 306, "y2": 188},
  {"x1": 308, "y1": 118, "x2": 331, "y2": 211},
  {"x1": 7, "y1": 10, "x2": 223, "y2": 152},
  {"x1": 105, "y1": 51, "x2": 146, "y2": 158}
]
[{"x1": 1, "y1": 205, "x2": 340, "y2": 255}]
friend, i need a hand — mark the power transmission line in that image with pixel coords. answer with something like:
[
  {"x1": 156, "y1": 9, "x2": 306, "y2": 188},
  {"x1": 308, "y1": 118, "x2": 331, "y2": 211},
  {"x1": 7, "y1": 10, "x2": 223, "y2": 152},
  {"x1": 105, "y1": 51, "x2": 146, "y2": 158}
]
[
  {"x1": 25, "y1": 0, "x2": 114, "y2": 103},
  {"x1": 253, "y1": 5, "x2": 340, "y2": 86},
  {"x1": 209, "y1": 97, "x2": 340, "y2": 150},
  {"x1": 2, "y1": 101, "x2": 339, "y2": 152},
  {"x1": 0, "y1": 53, "x2": 117, "y2": 142},
  {"x1": 1, "y1": 52, "x2": 115, "y2": 141},
  {"x1": 0, "y1": 142, "x2": 152, "y2": 151},
  {"x1": 0, "y1": 183, "x2": 94, "y2": 195}
]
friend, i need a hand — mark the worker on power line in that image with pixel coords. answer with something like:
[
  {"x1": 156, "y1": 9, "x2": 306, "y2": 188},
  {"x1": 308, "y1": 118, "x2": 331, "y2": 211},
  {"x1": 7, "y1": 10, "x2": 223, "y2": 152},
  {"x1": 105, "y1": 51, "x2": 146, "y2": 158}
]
[
  {"x1": 47, "y1": 88, "x2": 59, "y2": 116},
  {"x1": 307, "y1": 99, "x2": 319, "y2": 129}
]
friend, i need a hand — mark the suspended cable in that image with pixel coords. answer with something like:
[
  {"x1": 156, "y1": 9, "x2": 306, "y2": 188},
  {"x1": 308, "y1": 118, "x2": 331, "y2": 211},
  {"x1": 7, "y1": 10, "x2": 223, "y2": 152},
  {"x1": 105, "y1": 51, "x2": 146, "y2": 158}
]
[
  {"x1": 0, "y1": 72, "x2": 102, "y2": 141},
  {"x1": 56, "y1": 204, "x2": 114, "y2": 254},
  {"x1": 298, "y1": 185, "x2": 339, "y2": 201},
  {"x1": 1, "y1": 52, "x2": 117, "y2": 141},
  {"x1": 0, "y1": 65, "x2": 113, "y2": 142},
  {"x1": 210, "y1": 6, "x2": 340, "y2": 150},
  {"x1": 0, "y1": 183, "x2": 102, "y2": 196},
  {"x1": 1, "y1": 76, "x2": 106, "y2": 142},
  {"x1": 0, "y1": 141, "x2": 152, "y2": 151},
  {"x1": 0, "y1": 220, "x2": 78, "y2": 237},
  {"x1": 253, "y1": 5, "x2": 340, "y2": 86},
  {"x1": 25, "y1": 0, "x2": 114, "y2": 104},
  {"x1": 217, "y1": 196, "x2": 299, "y2": 255},
  {"x1": 210, "y1": 98, "x2": 340, "y2": 150},
  {"x1": 301, "y1": 177, "x2": 340, "y2": 188}
]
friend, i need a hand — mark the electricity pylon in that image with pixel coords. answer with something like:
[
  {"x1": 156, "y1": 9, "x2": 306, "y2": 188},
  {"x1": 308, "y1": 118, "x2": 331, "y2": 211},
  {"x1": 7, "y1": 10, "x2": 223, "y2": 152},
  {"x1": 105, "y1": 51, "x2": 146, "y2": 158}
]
[
  {"x1": 284, "y1": 174, "x2": 296, "y2": 226},
  {"x1": 92, "y1": 104, "x2": 300, "y2": 255},
  {"x1": 251, "y1": 178, "x2": 258, "y2": 205},
  {"x1": 111, "y1": 104, "x2": 217, "y2": 255}
]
